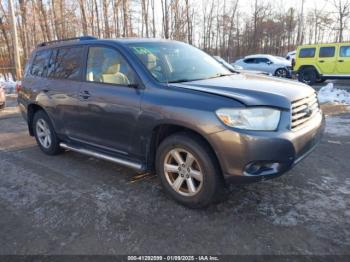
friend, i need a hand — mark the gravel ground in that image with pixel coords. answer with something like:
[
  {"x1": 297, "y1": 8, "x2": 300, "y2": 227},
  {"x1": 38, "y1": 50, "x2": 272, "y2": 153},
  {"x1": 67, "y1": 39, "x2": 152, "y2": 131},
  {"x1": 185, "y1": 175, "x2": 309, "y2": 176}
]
[{"x1": 0, "y1": 85, "x2": 349, "y2": 255}]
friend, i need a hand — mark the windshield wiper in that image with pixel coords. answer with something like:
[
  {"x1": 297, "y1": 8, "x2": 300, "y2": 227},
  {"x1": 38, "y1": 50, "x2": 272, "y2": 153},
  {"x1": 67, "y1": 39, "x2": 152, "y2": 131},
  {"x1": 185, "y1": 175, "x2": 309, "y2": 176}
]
[
  {"x1": 167, "y1": 73, "x2": 234, "y2": 83},
  {"x1": 168, "y1": 78, "x2": 202, "y2": 83},
  {"x1": 206, "y1": 73, "x2": 234, "y2": 79}
]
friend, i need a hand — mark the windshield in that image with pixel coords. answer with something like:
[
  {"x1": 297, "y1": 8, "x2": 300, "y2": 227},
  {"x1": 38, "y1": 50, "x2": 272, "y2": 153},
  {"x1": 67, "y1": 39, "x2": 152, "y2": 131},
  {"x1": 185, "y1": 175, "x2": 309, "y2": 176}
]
[{"x1": 128, "y1": 42, "x2": 231, "y2": 83}]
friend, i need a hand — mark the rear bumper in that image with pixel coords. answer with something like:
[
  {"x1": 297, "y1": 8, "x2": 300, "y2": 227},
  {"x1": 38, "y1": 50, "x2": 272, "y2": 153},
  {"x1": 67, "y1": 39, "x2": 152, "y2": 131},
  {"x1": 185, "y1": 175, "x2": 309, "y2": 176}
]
[{"x1": 209, "y1": 111, "x2": 325, "y2": 183}]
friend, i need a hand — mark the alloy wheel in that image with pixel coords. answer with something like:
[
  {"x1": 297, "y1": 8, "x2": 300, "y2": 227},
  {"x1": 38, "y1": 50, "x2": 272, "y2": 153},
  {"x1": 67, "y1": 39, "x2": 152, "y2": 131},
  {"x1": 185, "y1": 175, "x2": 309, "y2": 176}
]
[
  {"x1": 276, "y1": 69, "x2": 287, "y2": 78},
  {"x1": 163, "y1": 148, "x2": 203, "y2": 197},
  {"x1": 36, "y1": 118, "x2": 52, "y2": 149}
]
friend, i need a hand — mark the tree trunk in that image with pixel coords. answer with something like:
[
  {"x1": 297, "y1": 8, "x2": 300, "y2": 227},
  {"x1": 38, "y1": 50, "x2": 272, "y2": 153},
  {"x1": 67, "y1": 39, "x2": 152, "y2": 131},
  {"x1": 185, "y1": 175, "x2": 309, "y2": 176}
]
[
  {"x1": 79, "y1": 0, "x2": 88, "y2": 35},
  {"x1": 151, "y1": 0, "x2": 156, "y2": 37},
  {"x1": 93, "y1": 0, "x2": 101, "y2": 37},
  {"x1": 103, "y1": 0, "x2": 110, "y2": 38}
]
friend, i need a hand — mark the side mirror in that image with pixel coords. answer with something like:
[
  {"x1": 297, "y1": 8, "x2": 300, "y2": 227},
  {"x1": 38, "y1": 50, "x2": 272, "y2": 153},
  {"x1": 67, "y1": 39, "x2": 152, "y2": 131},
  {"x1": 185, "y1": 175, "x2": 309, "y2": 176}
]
[{"x1": 267, "y1": 61, "x2": 273, "y2": 65}]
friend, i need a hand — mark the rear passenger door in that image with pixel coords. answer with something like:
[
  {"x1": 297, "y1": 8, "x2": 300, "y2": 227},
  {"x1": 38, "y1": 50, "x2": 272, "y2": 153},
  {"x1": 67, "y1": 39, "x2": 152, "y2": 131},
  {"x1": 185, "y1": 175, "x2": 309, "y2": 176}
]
[
  {"x1": 253, "y1": 57, "x2": 271, "y2": 71},
  {"x1": 317, "y1": 46, "x2": 337, "y2": 74},
  {"x1": 72, "y1": 45, "x2": 143, "y2": 157},
  {"x1": 336, "y1": 44, "x2": 350, "y2": 74},
  {"x1": 242, "y1": 58, "x2": 258, "y2": 70},
  {"x1": 45, "y1": 45, "x2": 85, "y2": 136}
]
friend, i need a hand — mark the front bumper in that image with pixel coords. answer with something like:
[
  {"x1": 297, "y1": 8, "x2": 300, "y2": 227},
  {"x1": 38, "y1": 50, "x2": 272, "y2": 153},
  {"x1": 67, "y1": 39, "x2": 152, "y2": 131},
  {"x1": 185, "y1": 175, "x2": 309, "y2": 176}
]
[{"x1": 209, "y1": 110, "x2": 325, "y2": 183}]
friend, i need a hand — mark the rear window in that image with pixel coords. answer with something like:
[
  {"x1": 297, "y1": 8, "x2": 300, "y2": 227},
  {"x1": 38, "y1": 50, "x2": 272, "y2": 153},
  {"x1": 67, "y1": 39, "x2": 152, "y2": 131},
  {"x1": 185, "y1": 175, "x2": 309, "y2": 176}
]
[
  {"x1": 299, "y1": 48, "x2": 316, "y2": 58},
  {"x1": 319, "y1": 46, "x2": 335, "y2": 58},
  {"x1": 340, "y1": 46, "x2": 350, "y2": 57},
  {"x1": 30, "y1": 50, "x2": 52, "y2": 77},
  {"x1": 47, "y1": 46, "x2": 84, "y2": 80}
]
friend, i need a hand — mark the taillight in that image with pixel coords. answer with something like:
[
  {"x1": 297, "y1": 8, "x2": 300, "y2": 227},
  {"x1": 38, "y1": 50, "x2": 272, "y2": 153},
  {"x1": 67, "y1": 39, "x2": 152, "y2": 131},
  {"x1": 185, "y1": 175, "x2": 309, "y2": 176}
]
[{"x1": 16, "y1": 82, "x2": 22, "y2": 93}]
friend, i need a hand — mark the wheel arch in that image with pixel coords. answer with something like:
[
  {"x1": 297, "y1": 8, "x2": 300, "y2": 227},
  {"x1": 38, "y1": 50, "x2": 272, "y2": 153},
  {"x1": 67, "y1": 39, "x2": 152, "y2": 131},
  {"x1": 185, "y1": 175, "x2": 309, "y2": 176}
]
[
  {"x1": 297, "y1": 65, "x2": 321, "y2": 77},
  {"x1": 27, "y1": 103, "x2": 50, "y2": 136},
  {"x1": 147, "y1": 123, "x2": 223, "y2": 177},
  {"x1": 274, "y1": 67, "x2": 288, "y2": 76}
]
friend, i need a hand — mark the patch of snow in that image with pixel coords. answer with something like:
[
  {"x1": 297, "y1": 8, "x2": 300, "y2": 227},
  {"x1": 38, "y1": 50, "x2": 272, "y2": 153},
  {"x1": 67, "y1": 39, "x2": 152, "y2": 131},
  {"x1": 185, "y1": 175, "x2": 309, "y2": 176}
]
[{"x1": 318, "y1": 83, "x2": 350, "y2": 105}]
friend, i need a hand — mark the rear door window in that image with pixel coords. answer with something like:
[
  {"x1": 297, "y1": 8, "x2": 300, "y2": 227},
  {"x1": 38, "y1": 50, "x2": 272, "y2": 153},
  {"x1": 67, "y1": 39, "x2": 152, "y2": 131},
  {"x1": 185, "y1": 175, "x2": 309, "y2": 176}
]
[
  {"x1": 244, "y1": 58, "x2": 256, "y2": 64},
  {"x1": 319, "y1": 47, "x2": 335, "y2": 58},
  {"x1": 299, "y1": 48, "x2": 316, "y2": 58},
  {"x1": 255, "y1": 58, "x2": 270, "y2": 64},
  {"x1": 30, "y1": 50, "x2": 52, "y2": 77},
  {"x1": 340, "y1": 46, "x2": 350, "y2": 57},
  {"x1": 47, "y1": 46, "x2": 84, "y2": 80}
]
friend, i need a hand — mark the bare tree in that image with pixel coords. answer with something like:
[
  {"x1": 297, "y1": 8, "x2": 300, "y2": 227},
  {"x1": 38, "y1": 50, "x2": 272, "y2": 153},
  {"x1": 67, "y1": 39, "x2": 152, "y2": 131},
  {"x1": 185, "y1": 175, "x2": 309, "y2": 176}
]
[
  {"x1": 161, "y1": 0, "x2": 169, "y2": 38},
  {"x1": 151, "y1": 0, "x2": 156, "y2": 37},
  {"x1": 103, "y1": 0, "x2": 110, "y2": 38},
  {"x1": 79, "y1": 0, "x2": 88, "y2": 35},
  {"x1": 332, "y1": 0, "x2": 350, "y2": 42}
]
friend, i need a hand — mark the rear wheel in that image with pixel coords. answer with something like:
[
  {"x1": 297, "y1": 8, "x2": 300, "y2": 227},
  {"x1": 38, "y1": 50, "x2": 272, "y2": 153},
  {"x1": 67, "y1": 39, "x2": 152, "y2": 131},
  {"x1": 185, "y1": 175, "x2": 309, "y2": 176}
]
[
  {"x1": 33, "y1": 110, "x2": 62, "y2": 155},
  {"x1": 298, "y1": 67, "x2": 317, "y2": 85},
  {"x1": 156, "y1": 133, "x2": 225, "y2": 208}
]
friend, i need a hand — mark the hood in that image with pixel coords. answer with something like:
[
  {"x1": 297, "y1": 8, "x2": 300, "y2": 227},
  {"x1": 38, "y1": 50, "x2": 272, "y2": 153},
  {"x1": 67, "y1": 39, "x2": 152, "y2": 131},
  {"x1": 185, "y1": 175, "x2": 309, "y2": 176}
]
[
  {"x1": 169, "y1": 73, "x2": 315, "y2": 110},
  {"x1": 279, "y1": 60, "x2": 292, "y2": 66}
]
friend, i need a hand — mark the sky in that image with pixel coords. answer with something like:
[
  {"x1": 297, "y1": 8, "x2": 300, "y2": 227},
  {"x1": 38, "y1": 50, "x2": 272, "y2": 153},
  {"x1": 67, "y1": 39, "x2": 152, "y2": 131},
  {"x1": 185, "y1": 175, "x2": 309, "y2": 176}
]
[{"x1": 147, "y1": 0, "x2": 349, "y2": 44}]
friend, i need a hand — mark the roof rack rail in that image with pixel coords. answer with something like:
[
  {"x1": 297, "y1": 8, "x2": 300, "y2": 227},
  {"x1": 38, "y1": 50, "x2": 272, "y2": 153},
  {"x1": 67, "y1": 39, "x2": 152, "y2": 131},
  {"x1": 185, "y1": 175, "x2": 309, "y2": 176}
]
[{"x1": 37, "y1": 36, "x2": 97, "y2": 47}]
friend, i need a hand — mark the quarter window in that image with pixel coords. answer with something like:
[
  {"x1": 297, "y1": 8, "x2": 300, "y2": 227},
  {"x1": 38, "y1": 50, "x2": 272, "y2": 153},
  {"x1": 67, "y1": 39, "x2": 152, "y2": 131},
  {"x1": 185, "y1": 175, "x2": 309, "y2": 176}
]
[
  {"x1": 319, "y1": 47, "x2": 335, "y2": 58},
  {"x1": 47, "y1": 46, "x2": 84, "y2": 80},
  {"x1": 340, "y1": 46, "x2": 350, "y2": 57},
  {"x1": 86, "y1": 47, "x2": 136, "y2": 85},
  {"x1": 299, "y1": 48, "x2": 316, "y2": 58},
  {"x1": 30, "y1": 50, "x2": 51, "y2": 77}
]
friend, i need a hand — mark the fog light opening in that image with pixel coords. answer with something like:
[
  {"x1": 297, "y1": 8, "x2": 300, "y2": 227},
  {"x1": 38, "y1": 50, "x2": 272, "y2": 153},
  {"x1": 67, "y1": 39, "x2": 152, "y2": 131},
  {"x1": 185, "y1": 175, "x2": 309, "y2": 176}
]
[{"x1": 244, "y1": 162, "x2": 280, "y2": 176}]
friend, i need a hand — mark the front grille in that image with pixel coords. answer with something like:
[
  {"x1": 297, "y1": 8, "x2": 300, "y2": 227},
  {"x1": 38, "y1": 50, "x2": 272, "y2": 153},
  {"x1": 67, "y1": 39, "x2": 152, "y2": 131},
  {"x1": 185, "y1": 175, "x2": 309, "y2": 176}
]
[{"x1": 291, "y1": 92, "x2": 319, "y2": 131}]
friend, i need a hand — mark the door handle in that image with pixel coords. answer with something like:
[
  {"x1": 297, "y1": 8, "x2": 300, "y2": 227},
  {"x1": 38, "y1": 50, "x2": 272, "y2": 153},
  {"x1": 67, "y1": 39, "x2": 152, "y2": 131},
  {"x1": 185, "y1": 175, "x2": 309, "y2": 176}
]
[
  {"x1": 338, "y1": 60, "x2": 344, "y2": 62},
  {"x1": 79, "y1": 90, "x2": 91, "y2": 99},
  {"x1": 319, "y1": 60, "x2": 325, "y2": 63}
]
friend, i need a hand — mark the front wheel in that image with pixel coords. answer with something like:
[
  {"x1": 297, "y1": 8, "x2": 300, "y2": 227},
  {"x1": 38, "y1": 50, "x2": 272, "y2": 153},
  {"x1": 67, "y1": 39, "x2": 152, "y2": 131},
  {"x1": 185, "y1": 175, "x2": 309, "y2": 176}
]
[
  {"x1": 156, "y1": 133, "x2": 225, "y2": 208},
  {"x1": 298, "y1": 68, "x2": 317, "y2": 85},
  {"x1": 33, "y1": 110, "x2": 62, "y2": 155},
  {"x1": 316, "y1": 77, "x2": 326, "y2": 84},
  {"x1": 275, "y1": 68, "x2": 288, "y2": 78}
]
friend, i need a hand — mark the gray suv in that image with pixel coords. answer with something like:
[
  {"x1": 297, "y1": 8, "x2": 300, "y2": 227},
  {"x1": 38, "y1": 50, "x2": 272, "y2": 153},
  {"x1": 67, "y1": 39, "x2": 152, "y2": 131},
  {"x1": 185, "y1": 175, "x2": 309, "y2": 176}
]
[{"x1": 18, "y1": 37, "x2": 325, "y2": 208}]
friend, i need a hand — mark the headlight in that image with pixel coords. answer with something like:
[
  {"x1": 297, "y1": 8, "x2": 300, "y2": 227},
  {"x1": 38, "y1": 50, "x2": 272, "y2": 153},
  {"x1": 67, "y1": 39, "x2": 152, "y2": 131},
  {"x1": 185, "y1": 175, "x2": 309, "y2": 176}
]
[
  {"x1": 216, "y1": 107, "x2": 281, "y2": 130},
  {"x1": 232, "y1": 64, "x2": 243, "y2": 70}
]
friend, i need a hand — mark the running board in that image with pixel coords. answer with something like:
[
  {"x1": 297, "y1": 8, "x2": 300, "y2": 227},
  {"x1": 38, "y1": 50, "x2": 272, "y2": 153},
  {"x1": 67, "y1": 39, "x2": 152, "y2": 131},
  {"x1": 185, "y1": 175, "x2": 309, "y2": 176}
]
[{"x1": 59, "y1": 143, "x2": 143, "y2": 171}]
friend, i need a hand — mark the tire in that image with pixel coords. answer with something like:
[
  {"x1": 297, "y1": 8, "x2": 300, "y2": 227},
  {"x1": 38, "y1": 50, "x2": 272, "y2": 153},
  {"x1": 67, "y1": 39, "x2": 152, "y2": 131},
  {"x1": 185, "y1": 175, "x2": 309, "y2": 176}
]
[
  {"x1": 0, "y1": 102, "x2": 5, "y2": 110},
  {"x1": 32, "y1": 110, "x2": 62, "y2": 155},
  {"x1": 156, "y1": 132, "x2": 225, "y2": 208},
  {"x1": 298, "y1": 67, "x2": 317, "y2": 85},
  {"x1": 274, "y1": 68, "x2": 288, "y2": 78},
  {"x1": 316, "y1": 77, "x2": 326, "y2": 84}
]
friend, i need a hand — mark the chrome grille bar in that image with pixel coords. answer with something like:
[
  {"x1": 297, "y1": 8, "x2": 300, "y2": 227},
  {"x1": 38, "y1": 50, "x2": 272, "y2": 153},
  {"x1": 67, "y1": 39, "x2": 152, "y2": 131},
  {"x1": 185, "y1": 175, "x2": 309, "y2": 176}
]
[{"x1": 291, "y1": 92, "x2": 319, "y2": 131}]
